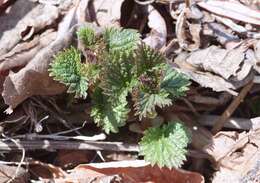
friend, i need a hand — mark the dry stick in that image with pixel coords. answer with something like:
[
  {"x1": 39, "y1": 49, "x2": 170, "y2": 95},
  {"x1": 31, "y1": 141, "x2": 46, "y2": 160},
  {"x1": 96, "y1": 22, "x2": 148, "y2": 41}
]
[
  {"x1": 198, "y1": 115, "x2": 253, "y2": 130},
  {"x1": 211, "y1": 81, "x2": 254, "y2": 134},
  {"x1": 0, "y1": 140, "x2": 139, "y2": 152},
  {"x1": 0, "y1": 139, "x2": 209, "y2": 159}
]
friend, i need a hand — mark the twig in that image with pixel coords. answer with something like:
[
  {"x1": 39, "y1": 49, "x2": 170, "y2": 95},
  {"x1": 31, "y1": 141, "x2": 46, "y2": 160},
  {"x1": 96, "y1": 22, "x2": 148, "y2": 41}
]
[
  {"x1": 0, "y1": 139, "x2": 139, "y2": 152},
  {"x1": 0, "y1": 139, "x2": 209, "y2": 159},
  {"x1": 211, "y1": 81, "x2": 254, "y2": 134},
  {"x1": 181, "y1": 98, "x2": 200, "y2": 117},
  {"x1": 0, "y1": 115, "x2": 27, "y2": 125},
  {"x1": 198, "y1": 115, "x2": 253, "y2": 130},
  {"x1": 2, "y1": 135, "x2": 25, "y2": 183},
  {"x1": 12, "y1": 133, "x2": 106, "y2": 141}
]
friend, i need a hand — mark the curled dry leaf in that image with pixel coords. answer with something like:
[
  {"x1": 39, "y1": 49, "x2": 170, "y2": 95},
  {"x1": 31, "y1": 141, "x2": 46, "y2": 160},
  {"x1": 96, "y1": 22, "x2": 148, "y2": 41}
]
[
  {"x1": 0, "y1": 0, "x2": 59, "y2": 55},
  {"x1": 143, "y1": 5, "x2": 167, "y2": 49},
  {"x1": 2, "y1": 6, "x2": 78, "y2": 110},
  {"x1": 174, "y1": 52, "x2": 238, "y2": 95},
  {"x1": 0, "y1": 30, "x2": 57, "y2": 72},
  {"x1": 205, "y1": 22, "x2": 240, "y2": 47},
  {"x1": 186, "y1": 45, "x2": 246, "y2": 80},
  {"x1": 65, "y1": 160, "x2": 205, "y2": 183},
  {"x1": 30, "y1": 161, "x2": 67, "y2": 180},
  {"x1": 214, "y1": 15, "x2": 247, "y2": 34},
  {"x1": 174, "y1": 43, "x2": 258, "y2": 95},
  {"x1": 175, "y1": 8, "x2": 188, "y2": 49},
  {"x1": 87, "y1": 0, "x2": 124, "y2": 27},
  {"x1": 197, "y1": 0, "x2": 260, "y2": 25},
  {"x1": 175, "y1": 6, "x2": 202, "y2": 51},
  {"x1": 204, "y1": 125, "x2": 260, "y2": 183},
  {"x1": 0, "y1": 164, "x2": 28, "y2": 183}
]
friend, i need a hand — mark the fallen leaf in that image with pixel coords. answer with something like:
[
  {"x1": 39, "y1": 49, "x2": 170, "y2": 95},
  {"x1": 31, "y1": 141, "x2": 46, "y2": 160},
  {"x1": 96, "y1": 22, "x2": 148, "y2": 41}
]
[
  {"x1": 214, "y1": 15, "x2": 247, "y2": 34},
  {"x1": 66, "y1": 160, "x2": 205, "y2": 183},
  {"x1": 175, "y1": 8, "x2": 188, "y2": 49},
  {"x1": 55, "y1": 150, "x2": 95, "y2": 168},
  {"x1": 188, "y1": 23, "x2": 202, "y2": 50},
  {"x1": 30, "y1": 161, "x2": 67, "y2": 180},
  {"x1": 0, "y1": 164, "x2": 28, "y2": 183},
  {"x1": 198, "y1": 0, "x2": 260, "y2": 25},
  {"x1": 206, "y1": 22, "x2": 240, "y2": 46},
  {"x1": 87, "y1": 0, "x2": 124, "y2": 27},
  {"x1": 2, "y1": 5, "x2": 78, "y2": 110},
  {"x1": 186, "y1": 45, "x2": 245, "y2": 80},
  {"x1": 174, "y1": 52, "x2": 238, "y2": 95},
  {"x1": 0, "y1": 0, "x2": 59, "y2": 55},
  {"x1": 143, "y1": 5, "x2": 167, "y2": 49},
  {"x1": 0, "y1": 30, "x2": 57, "y2": 72},
  {"x1": 204, "y1": 126, "x2": 260, "y2": 183}
]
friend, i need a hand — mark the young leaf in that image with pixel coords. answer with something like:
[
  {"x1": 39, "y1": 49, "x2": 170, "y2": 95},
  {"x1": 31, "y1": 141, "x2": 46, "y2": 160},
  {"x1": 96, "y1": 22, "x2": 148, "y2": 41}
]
[
  {"x1": 91, "y1": 87, "x2": 129, "y2": 134},
  {"x1": 134, "y1": 44, "x2": 165, "y2": 77},
  {"x1": 101, "y1": 52, "x2": 137, "y2": 103},
  {"x1": 77, "y1": 27, "x2": 96, "y2": 47},
  {"x1": 133, "y1": 90, "x2": 172, "y2": 119},
  {"x1": 49, "y1": 47, "x2": 88, "y2": 98},
  {"x1": 161, "y1": 65, "x2": 190, "y2": 99},
  {"x1": 103, "y1": 27, "x2": 140, "y2": 56},
  {"x1": 139, "y1": 121, "x2": 191, "y2": 168}
]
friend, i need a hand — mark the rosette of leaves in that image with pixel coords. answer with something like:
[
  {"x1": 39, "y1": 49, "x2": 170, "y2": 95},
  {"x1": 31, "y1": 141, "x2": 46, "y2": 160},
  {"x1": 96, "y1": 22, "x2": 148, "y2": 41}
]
[
  {"x1": 49, "y1": 26, "x2": 192, "y2": 168},
  {"x1": 139, "y1": 121, "x2": 191, "y2": 168}
]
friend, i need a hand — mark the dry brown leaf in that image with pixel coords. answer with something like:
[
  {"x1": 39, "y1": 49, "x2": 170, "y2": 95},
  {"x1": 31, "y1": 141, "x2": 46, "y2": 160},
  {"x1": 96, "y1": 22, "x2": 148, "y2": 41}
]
[
  {"x1": 175, "y1": 52, "x2": 238, "y2": 95},
  {"x1": 0, "y1": 30, "x2": 57, "y2": 72},
  {"x1": 65, "y1": 160, "x2": 204, "y2": 183},
  {"x1": 203, "y1": 131, "x2": 248, "y2": 162},
  {"x1": 203, "y1": 125, "x2": 260, "y2": 183},
  {"x1": 198, "y1": 0, "x2": 260, "y2": 25},
  {"x1": 205, "y1": 22, "x2": 240, "y2": 47},
  {"x1": 188, "y1": 23, "x2": 202, "y2": 50},
  {"x1": 185, "y1": 5, "x2": 204, "y2": 20},
  {"x1": 143, "y1": 5, "x2": 167, "y2": 49},
  {"x1": 186, "y1": 46, "x2": 245, "y2": 80},
  {"x1": 0, "y1": 164, "x2": 28, "y2": 183},
  {"x1": 30, "y1": 161, "x2": 68, "y2": 180},
  {"x1": 175, "y1": 8, "x2": 188, "y2": 49},
  {"x1": 87, "y1": 0, "x2": 124, "y2": 27},
  {"x1": 0, "y1": 0, "x2": 59, "y2": 55},
  {"x1": 2, "y1": 5, "x2": 79, "y2": 110},
  {"x1": 175, "y1": 7, "x2": 202, "y2": 51},
  {"x1": 214, "y1": 15, "x2": 247, "y2": 34},
  {"x1": 55, "y1": 150, "x2": 95, "y2": 168}
]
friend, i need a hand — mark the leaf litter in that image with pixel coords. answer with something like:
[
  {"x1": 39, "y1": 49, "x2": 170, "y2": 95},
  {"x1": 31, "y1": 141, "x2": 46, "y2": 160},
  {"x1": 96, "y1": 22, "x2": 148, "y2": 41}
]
[{"x1": 0, "y1": 0, "x2": 259, "y2": 182}]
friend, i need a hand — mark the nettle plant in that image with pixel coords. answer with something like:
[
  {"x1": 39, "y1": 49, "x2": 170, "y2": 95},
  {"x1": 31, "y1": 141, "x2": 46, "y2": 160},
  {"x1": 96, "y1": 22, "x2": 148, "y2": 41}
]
[{"x1": 49, "y1": 27, "x2": 191, "y2": 168}]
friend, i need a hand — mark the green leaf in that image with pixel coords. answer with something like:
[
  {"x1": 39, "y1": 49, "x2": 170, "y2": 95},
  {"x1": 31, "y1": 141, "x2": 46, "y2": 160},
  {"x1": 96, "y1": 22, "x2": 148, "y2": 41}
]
[
  {"x1": 134, "y1": 90, "x2": 172, "y2": 119},
  {"x1": 161, "y1": 65, "x2": 190, "y2": 99},
  {"x1": 103, "y1": 27, "x2": 140, "y2": 56},
  {"x1": 49, "y1": 47, "x2": 88, "y2": 98},
  {"x1": 77, "y1": 27, "x2": 96, "y2": 47},
  {"x1": 91, "y1": 88, "x2": 129, "y2": 134},
  {"x1": 139, "y1": 121, "x2": 191, "y2": 168},
  {"x1": 134, "y1": 44, "x2": 165, "y2": 77},
  {"x1": 101, "y1": 52, "x2": 137, "y2": 103}
]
